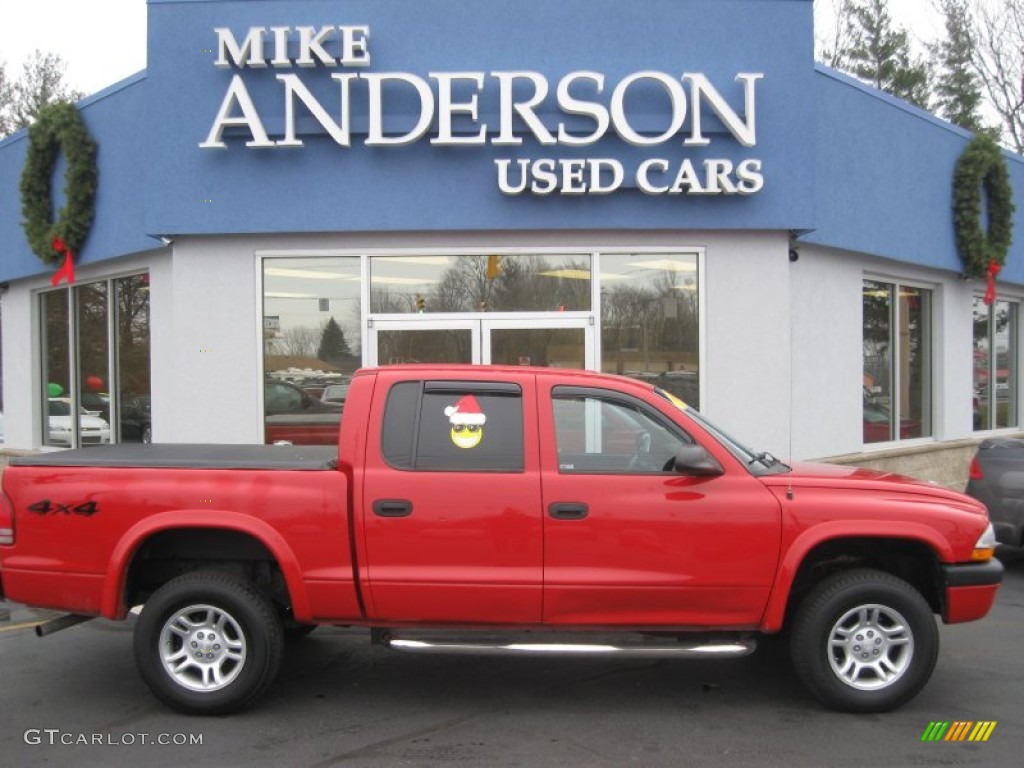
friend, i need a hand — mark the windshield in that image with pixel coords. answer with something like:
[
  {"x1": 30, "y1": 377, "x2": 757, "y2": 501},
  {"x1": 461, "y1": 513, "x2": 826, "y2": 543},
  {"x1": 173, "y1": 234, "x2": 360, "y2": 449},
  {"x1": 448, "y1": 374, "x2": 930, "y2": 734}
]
[{"x1": 653, "y1": 388, "x2": 789, "y2": 475}]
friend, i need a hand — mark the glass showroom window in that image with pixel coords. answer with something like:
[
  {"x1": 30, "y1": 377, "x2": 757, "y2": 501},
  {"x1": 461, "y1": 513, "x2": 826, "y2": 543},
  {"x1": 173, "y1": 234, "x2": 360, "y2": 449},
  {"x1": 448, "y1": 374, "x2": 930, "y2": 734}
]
[
  {"x1": 262, "y1": 257, "x2": 361, "y2": 445},
  {"x1": 973, "y1": 297, "x2": 1018, "y2": 431},
  {"x1": 862, "y1": 280, "x2": 932, "y2": 444},
  {"x1": 39, "y1": 274, "x2": 151, "y2": 448},
  {"x1": 600, "y1": 253, "x2": 700, "y2": 408}
]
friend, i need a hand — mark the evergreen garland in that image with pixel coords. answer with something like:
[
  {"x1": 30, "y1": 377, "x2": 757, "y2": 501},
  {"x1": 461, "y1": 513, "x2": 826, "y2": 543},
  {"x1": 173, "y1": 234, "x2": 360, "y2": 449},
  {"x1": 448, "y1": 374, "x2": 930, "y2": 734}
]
[
  {"x1": 19, "y1": 101, "x2": 98, "y2": 266},
  {"x1": 952, "y1": 134, "x2": 1014, "y2": 278}
]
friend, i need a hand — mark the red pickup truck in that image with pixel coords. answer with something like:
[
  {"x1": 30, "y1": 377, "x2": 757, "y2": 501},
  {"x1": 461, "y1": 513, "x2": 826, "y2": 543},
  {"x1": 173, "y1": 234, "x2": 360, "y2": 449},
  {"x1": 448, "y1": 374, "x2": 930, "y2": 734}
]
[{"x1": 0, "y1": 365, "x2": 1002, "y2": 715}]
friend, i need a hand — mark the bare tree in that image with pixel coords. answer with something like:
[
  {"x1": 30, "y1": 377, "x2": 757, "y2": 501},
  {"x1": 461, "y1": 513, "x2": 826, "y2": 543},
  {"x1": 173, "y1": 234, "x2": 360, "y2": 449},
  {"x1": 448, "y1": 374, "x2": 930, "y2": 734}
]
[
  {"x1": 0, "y1": 62, "x2": 13, "y2": 136},
  {"x1": 279, "y1": 326, "x2": 320, "y2": 357},
  {"x1": 972, "y1": 1, "x2": 1024, "y2": 151},
  {"x1": 816, "y1": 0, "x2": 855, "y2": 67},
  {"x1": 10, "y1": 50, "x2": 84, "y2": 131}
]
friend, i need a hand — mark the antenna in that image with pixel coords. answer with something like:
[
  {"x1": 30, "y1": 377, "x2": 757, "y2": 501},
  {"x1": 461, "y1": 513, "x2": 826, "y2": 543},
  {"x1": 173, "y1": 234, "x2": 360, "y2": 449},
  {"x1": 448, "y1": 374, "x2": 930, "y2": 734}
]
[{"x1": 787, "y1": 232, "x2": 800, "y2": 501}]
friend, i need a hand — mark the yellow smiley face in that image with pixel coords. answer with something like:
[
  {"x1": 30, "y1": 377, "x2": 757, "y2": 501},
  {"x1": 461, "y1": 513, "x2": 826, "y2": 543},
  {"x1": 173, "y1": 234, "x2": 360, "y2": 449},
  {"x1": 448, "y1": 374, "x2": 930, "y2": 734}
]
[{"x1": 451, "y1": 424, "x2": 483, "y2": 449}]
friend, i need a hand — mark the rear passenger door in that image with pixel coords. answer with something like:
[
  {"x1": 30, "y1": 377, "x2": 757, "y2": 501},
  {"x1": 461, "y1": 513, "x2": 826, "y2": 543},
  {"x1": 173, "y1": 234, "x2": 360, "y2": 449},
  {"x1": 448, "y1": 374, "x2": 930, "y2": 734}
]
[{"x1": 360, "y1": 376, "x2": 543, "y2": 624}]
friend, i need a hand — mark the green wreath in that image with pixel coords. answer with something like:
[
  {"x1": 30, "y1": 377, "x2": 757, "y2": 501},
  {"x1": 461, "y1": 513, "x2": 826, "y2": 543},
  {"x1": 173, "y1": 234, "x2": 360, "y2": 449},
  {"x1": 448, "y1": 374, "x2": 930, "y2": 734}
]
[
  {"x1": 19, "y1": 101, "x2": 98, "y2": 266},
  {"x1": 952, "y1": 134, "x2": 1014, "y2": 279}
]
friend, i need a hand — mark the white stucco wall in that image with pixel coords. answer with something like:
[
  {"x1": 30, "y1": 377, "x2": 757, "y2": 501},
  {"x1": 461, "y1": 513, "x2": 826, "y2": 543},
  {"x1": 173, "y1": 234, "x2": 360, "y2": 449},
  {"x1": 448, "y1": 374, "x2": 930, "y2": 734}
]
[
  {"x1": 0, "y1": 277, "x2": 35, "y2": 450},
  {"x1": 3, "y1": 230, "x2": 1022, "y2": 460},
  {"x1": 153, "y1": 237, "x2": 263, "y2": 443},
  {"x1": 789, "y1": 244, "x2": 864, "y2": 459},
  {"x1": 701, "y1": 231, "x2": 793, "y2": 458}
]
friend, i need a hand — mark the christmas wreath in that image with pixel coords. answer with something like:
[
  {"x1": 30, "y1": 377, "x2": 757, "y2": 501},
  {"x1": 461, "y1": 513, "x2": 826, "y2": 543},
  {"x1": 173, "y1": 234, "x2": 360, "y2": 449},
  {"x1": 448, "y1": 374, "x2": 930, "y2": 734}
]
[
  {"x1": 19, "y1": 101, "x2": 98, "y2": 266},
  {"x1": 952, "y1": 134, "x2": 1014, "y2": 282}
]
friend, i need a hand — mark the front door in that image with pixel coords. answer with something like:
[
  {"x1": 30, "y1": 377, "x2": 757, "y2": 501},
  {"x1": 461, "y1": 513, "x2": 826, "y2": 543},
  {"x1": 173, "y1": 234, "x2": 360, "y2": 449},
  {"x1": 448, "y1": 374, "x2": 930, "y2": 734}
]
[
  {"x1": 539, "y1": 383, "x2": 782, "y2": 627},
  {"x1": 368, "y1": 316, "x2": 594, "y2": 368}
]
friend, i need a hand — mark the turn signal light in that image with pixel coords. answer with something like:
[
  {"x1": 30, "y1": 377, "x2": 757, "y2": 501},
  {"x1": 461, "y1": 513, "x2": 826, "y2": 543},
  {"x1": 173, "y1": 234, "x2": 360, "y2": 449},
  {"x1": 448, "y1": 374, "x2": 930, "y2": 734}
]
[{"x1": 970, "y1": 523, "x2": 997, "y2": 561}]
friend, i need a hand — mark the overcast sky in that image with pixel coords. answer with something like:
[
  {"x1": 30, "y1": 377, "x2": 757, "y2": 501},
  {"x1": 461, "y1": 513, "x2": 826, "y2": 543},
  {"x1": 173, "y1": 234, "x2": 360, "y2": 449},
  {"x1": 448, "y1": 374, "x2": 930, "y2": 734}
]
[
  {"x1": 0, "y1": 1, "x2": 947, "y2": 99},
  {"x1": 1, "y1": 0, "x2": 147, "y2": 97}
]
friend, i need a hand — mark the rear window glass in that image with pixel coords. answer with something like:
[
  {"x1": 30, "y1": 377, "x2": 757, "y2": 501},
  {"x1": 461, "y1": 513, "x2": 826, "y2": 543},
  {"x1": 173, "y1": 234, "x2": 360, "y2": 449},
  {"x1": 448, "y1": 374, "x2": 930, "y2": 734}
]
[{"x1": 382, "y1": 381, "x2": 524, "y2": 472}]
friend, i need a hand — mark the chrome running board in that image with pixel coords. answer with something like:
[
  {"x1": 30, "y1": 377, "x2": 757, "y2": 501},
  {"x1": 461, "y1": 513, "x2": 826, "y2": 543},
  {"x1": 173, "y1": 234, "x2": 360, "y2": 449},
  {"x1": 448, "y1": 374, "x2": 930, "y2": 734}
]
[{"x1": 375, "y1": 630, "x2": 757, "y2": 659}]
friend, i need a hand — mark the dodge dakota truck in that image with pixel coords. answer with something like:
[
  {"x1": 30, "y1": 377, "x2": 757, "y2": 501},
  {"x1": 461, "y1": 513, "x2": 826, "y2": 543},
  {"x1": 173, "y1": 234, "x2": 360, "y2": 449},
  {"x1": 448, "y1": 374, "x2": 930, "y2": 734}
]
[{"x1": 0, "y1": 365, "x2": 1003, "y2": 715}]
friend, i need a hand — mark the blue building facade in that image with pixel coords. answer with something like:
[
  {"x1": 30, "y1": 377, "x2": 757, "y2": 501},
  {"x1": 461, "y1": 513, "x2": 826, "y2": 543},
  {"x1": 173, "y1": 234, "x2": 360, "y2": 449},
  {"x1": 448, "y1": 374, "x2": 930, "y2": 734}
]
[{"x1": 0, "y1": 0, "x2": 1021, "y2": 483}]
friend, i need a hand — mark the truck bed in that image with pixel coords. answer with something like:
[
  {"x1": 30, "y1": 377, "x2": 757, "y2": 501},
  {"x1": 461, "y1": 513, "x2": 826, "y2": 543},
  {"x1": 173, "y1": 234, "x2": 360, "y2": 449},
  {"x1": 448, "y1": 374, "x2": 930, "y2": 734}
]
[{"x1": 9, "y1": 444, "x2": 338, "y2": 470}]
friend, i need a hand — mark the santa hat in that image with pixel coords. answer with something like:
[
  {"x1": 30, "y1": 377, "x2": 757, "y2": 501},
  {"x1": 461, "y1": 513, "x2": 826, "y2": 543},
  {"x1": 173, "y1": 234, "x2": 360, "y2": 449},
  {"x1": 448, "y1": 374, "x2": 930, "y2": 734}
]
[{"x1": 445, "y1": 395, "x2": 487, "y2": 426}]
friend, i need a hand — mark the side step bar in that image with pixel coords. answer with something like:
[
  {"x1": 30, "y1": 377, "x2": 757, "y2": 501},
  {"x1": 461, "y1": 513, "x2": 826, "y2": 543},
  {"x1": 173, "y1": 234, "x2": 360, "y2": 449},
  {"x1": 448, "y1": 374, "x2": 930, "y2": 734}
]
[{"x1": 374, "y1": 630, "x2": 757, "y2": 659}]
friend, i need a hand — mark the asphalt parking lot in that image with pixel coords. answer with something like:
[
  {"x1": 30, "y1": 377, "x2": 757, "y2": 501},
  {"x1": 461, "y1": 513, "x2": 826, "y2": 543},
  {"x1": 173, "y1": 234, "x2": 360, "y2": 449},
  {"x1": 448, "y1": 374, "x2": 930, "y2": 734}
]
[{"x1": 1, "y1": 555, "x2": 1022, "y2": 768}]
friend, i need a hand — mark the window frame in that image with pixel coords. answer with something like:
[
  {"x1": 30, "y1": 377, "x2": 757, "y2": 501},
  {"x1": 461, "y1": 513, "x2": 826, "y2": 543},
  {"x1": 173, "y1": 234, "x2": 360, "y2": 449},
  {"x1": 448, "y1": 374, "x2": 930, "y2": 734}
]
[
  {"x1": 862, "y1": 276, "x2": 934, "y2": 446},
  {"x1": 36, "y1": 272, "x2": 151, "y2": 449}
]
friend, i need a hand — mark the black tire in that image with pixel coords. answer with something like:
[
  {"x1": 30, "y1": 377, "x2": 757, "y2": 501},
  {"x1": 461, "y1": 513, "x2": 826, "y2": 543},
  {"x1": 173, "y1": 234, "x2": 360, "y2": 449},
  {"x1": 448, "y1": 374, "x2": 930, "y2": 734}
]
[
  {"x1": 790, "y1": 568, "x2": 938, "y2": 713},
  {"x1": 134, "y1": 570, "x2": 284, "y2": 715}
]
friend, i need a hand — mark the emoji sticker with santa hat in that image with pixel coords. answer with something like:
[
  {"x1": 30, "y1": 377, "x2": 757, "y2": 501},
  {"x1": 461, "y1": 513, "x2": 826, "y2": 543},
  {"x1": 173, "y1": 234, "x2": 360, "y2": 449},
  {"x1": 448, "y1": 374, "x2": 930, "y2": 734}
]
[{"x1": 445, "y1": 395, "x2": 487, "y2": 449}]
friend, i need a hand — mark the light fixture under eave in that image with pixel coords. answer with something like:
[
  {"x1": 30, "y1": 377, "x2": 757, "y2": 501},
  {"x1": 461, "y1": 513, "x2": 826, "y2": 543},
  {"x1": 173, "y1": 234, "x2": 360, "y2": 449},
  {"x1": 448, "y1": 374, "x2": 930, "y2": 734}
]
[
  {"x1": 264, "y1": 267, "x2": 360, "y2": 281},
  {"x1": 538, "y1": 269, "x2": 592, "y2": 280},
  {"x1": 159, "y1": 237, "x2": 173, "y2": 246},
  {"x1": 625, "y1": 259, "x2": 697, "y2": 272}
]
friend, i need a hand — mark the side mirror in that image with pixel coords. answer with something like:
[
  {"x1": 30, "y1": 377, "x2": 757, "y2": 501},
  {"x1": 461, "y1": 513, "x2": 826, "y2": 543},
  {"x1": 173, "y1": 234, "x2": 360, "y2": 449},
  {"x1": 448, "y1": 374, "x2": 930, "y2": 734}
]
[{"x1": 671, "y1": 444, "x2": 724, "y2": 477}]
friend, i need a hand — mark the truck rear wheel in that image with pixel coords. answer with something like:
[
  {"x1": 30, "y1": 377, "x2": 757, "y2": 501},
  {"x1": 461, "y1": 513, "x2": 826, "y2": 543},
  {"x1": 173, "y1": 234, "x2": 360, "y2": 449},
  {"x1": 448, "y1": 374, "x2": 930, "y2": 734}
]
[
  {"x1": 133, "y1": 570, "x2": 284, "y2": 714},
  {"x1": 790, "y1": 568, "x2": 938, "y2": 713}
]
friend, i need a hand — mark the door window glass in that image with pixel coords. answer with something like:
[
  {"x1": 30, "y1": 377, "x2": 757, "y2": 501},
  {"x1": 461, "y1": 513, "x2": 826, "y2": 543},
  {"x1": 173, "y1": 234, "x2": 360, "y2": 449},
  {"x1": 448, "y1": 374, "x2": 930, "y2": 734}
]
[
  {"x1": 552, "y1": 390, "x2": 688, "y2": 473},
  {"x1": 489, "y1": 327, "x2": 585, "y2": 368},
  {"x1": 378, "y1": 329, "x2": 473, "y2": 364},
  {"x1": 382, "y1": 381, "x2": 524, "y2": 472}
]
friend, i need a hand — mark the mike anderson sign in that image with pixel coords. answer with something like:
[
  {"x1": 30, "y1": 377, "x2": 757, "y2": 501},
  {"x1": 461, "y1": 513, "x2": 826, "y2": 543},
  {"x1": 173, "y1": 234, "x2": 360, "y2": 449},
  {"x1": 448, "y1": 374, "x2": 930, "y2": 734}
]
[{"x1": 200, "y1": 25, "x2": 765, "y2": 197}]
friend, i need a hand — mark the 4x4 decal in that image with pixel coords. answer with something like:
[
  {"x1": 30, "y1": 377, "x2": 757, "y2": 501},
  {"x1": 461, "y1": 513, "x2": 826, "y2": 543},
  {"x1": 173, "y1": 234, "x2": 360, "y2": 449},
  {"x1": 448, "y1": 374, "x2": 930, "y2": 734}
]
[{"x1": 27, "y1": 499, "x2": 99, "y2": 517}]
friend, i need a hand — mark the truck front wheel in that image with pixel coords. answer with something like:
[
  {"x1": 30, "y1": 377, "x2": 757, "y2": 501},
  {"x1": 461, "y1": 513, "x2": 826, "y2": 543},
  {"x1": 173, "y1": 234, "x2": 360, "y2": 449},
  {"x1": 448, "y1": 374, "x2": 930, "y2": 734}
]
[
  {"x1": 790, "y1": 568, "x2": 938, "y2": 713},
  {"x1": 133, "y1": 570, "x2": 284, "y2": 714}
]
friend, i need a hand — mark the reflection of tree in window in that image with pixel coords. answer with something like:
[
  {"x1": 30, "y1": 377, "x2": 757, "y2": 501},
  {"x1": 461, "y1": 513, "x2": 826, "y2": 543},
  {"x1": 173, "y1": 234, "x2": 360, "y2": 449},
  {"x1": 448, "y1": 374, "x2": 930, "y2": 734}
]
[
  {"x1": 974, "y1": 297, "x2": 1018, "y2": 431},
  {"x1": 433, "y1": 255, "x2": 591, "y2": 313},
  {"x1": 862, "y1": 280, "x2": 931, "y2": 443},
  {"x1": 600, "y1": 256, "x2": 700, "y2": 407},
  {"x1": 117, "y1": 275, "x2": 151, "y2": 396}
]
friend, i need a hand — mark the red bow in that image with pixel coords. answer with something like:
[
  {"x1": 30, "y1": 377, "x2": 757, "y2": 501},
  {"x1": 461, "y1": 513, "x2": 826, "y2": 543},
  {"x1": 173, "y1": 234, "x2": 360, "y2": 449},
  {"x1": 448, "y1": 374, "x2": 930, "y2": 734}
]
[
  {"x1": 984, "y1": 259, "x2": 1000, "y2": 306},
  {"x1": 51, "y1": 236, "x2": 75, "y2": 286}
]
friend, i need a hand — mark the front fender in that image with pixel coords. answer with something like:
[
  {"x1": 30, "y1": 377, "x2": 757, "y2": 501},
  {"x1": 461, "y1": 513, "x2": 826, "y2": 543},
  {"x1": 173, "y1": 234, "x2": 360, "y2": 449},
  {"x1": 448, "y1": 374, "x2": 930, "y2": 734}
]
[
  {"x1": 101, "y1": 509, "x2": 311, "y2": 621},
  {"x1": 759, "y1": 520, "x2": 952, "y2": 632}
]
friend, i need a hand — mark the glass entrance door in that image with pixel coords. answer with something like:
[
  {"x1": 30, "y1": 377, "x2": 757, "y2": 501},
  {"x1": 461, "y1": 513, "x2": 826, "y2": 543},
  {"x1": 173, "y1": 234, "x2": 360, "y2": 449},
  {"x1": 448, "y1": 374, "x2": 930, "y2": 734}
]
[
  {"x1": 482, "y1": 318, "x2": 593, "y2": 369},
  {"x1": 368, "y1": 317, "x2": 593, "y2": 369}
]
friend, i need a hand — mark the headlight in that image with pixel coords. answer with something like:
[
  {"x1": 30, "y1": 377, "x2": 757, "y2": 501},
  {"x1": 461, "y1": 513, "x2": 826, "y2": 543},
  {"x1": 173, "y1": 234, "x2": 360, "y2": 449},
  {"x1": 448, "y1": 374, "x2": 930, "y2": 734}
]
[{"x1": 971, "y1": 522, "x2": 997, "y2": 562}]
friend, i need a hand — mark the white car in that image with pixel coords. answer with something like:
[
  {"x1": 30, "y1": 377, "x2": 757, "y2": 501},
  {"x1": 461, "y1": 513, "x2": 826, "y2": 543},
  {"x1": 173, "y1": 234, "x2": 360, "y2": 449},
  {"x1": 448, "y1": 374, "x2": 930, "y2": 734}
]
[
  {"x1": 48, "y1": 398, "x2": 111, "y2": 446},
  {"x1": 320, "y1": 383, "x2": 349, "y2": 405}
]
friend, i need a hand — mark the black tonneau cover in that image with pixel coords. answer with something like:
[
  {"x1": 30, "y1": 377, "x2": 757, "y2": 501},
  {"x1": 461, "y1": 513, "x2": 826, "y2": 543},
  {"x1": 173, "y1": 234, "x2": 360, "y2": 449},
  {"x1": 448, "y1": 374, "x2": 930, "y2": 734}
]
[{"x1": 9, "y1": 444, "x2": 339, "y2": 471}]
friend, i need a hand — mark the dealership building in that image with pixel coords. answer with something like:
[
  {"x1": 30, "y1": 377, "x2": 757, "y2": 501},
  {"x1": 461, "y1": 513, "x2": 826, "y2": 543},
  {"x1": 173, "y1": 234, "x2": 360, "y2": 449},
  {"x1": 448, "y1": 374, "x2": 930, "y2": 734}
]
[{"x1": 1, "y1": 0, "x2": 1022, "y2": 485}]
